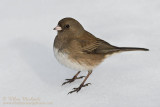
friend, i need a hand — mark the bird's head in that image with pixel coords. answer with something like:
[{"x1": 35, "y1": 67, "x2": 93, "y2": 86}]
[{"x1": 54, "y1": 17, "x2": 84, "y2": 35}]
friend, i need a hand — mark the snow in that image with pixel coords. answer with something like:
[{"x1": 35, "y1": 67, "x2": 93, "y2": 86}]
[{"x1": 0, "y1": 0, "x2": 160, "y2": 107}]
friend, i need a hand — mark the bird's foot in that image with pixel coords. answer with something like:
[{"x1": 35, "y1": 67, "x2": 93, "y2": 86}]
[
  {"x1": 68, "y1": 83, "x2": 91, "y2": 94},
  {"x1": 62, "y1": 76, "x2": 85, "y2": 85}
]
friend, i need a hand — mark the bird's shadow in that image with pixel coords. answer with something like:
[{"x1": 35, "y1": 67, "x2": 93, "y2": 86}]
[{"x1": 10, "y1": 38, "x2": 70, "y2": 85}]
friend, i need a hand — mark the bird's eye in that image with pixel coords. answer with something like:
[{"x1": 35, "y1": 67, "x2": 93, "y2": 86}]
[{"x1": 65, "y1": 24, "x2": 70, "y2": 28}]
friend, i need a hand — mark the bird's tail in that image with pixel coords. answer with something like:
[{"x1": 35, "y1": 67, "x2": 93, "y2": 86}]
[{"x1": 118, "y1": 47, "x2": 149, "y2": 52}]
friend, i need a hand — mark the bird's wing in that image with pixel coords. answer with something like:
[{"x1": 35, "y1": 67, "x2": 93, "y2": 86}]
[
  {"x1": 76, "y1": 31, "x2": 120, "y2": 54},
  {"x1": 81, "y1": 38, "x2": 120, "y2": 54}
]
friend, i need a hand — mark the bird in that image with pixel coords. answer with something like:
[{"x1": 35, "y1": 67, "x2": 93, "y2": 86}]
[{"x1": 53, "y1": 17, "x2": 149, "y2": 94}]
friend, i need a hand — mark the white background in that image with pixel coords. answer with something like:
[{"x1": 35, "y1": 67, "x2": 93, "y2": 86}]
[{"x1": 0, "y1": 0, "x2": 160, "y2": 107}]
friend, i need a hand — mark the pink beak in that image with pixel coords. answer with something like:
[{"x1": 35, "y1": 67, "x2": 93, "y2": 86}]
[{"x1": 53, "y1": 25, "x2": 62, "y2": 31}]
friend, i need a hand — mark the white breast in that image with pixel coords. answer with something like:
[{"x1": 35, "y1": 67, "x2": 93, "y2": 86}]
[{"x1": 53, "y1": 47, "x2": 92, "y2": 71}]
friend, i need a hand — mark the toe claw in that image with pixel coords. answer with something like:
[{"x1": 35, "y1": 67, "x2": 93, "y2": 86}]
[
  {"x1": 76, "y1": 76, "x2": 85, "y2": 79},
  {"x1": 68, "y1": 90, "x2": 75, "y2": 94},
  {"x1": 82, "y1": 83, "x2": 91, "y2": 87},
  {"x1": 62, "y1": 79, "x2": 74, "y2": 86},
  {"x1": 62, "y1": 82, "x2": 67, "y2": 86}
]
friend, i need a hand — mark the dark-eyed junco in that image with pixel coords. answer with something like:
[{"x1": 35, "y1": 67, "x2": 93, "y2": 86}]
[{"x1": 53, "y1": 17, "x2": 149, "y2": 94}]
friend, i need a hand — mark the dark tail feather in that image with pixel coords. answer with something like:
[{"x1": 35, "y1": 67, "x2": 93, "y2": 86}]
[{"x1": 118, "y1": 47, "x2": 149, "y2": 52}]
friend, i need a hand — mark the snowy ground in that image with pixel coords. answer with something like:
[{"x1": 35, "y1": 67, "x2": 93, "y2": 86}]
[{"x1": 0, "y1": 0, "x2": 160, "y2": 107}]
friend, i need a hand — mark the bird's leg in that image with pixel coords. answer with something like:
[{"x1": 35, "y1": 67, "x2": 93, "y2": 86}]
[
  {"x1": 68, "y1": 70, "x2": 92, "y2": 94},
  {"x1": 62, "y1": 71, "x2": 85, "y2": 85}
]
